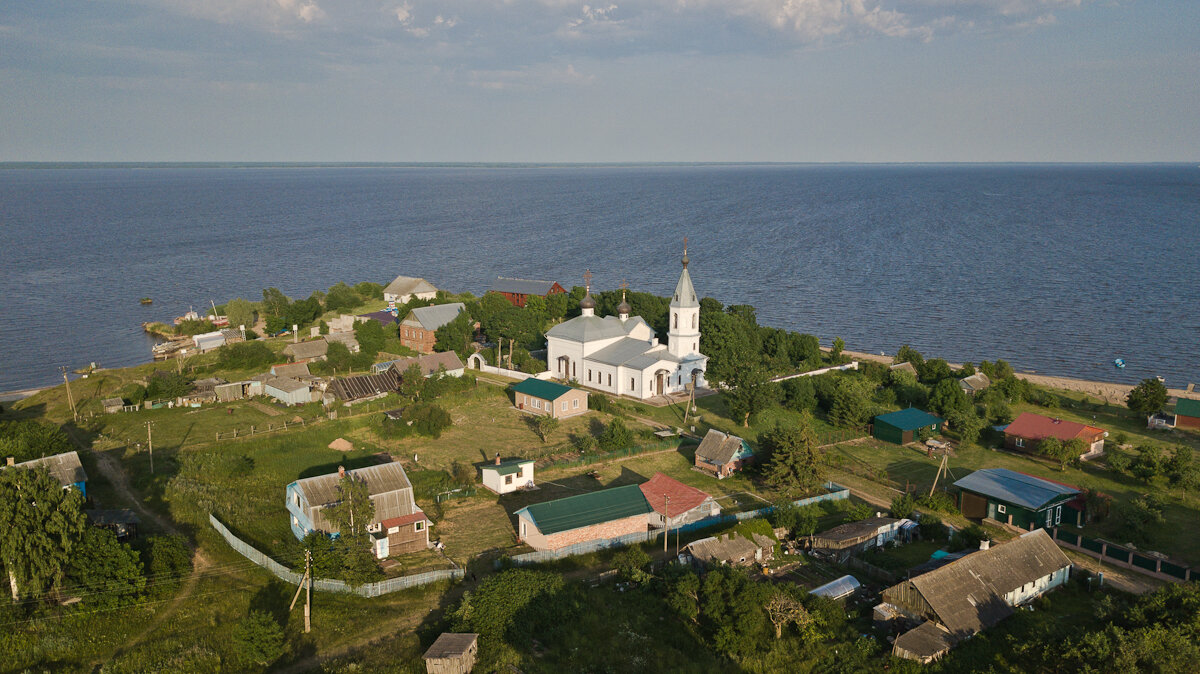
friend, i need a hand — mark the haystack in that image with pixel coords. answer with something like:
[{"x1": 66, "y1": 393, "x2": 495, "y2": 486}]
[{"x1": 328, "y1": 438, "x2": 354, "y2": 452}]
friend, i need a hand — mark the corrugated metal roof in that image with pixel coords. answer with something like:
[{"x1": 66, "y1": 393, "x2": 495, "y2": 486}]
[
  {"x1": 265, "y1": 376, "x2": 308, "y2": 394},
  {"x1": 511, "y1": 378, "x2": 576, "y2": 402},
  {"x1": 284, "y1": 340, "x2": 328, "y2": 360},
  {"x1": 481, "y1": 459, "x2": 534, "y2": 476},
  {"x1": 1004, "y1": 412, "x2": 1105, "y2": 443},
  {"x1": 293, "y1": 462, "x2": 414, "y2": 511},
  {"x1": 587, "y1": 338, "x2": 657, "y2": 366},
  {"x1": 491, "y1": 277, "x2": 560, "y2": 296},
  {"x1": 384, "y1": 275, "x2": 437, "y2": 298},
  {"x1": 639, "y1": 472, "x2": 713, "y2": 516},
  {"x1": 954, "y1": 468, "x2": 1078, "y2": 510},
  {"x1": 875, "y1": 408, "x2": 943, "y2": 431},
  {"x1": 515, "y1": 484, "x2": 651, "y2": 535},
  {"x1": 404, "y1": 302, "x2": 465, "y2": 331},
  {"x1": 9, "y1": 451, "x2": 87, "y2": 488}
]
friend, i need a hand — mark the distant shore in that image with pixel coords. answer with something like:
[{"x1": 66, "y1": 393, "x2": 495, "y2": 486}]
[
  {"x1": 0, "y1": 387, "x2": 49, "y2": 403},
  {"x1": 840, "y1": 349, "x2": 1195, "y2": 404}
]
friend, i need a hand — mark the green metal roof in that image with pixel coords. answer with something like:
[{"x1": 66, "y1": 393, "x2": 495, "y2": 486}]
[
  {"x1": 1175, "y1": 397, "x2": 1200, "y2": 418},
  {"x1": 510, "y1": 378, "x2": 576, "y2": 402},
  {"x1": 875, "y1": 407, "x2": 943, "y2": 431},
  {"x1": 483, "y1": 459, "x2": 534, "y2": 476},
  {"x1": 514, "y1": 484, "x2": 651, "y2": 535}
]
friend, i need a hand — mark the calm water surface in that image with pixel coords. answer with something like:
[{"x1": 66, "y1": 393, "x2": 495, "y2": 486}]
[{"x1": 1, "y1": 164, "x2": 1197, "y2": 392}]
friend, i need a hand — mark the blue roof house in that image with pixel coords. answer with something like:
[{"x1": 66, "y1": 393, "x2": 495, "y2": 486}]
[{"x1": 954, "y1": 468, "x2": 1081, "y2": 530}]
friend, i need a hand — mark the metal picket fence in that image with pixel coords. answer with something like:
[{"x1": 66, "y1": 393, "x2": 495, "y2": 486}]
[{"x1": 209, "y1": 514, "x2": 463, "y2": 596}]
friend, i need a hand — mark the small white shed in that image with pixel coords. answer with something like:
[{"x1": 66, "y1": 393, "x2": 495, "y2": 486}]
[{"x1": 480, "y1": 457, "x2": 534, "y2": 494}]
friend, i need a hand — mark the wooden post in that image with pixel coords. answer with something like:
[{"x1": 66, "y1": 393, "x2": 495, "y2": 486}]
[
  {"x1": 663, "y1": 495, "x2": 670, "y2": 554},
  {"x1": 61, "y1": 367, "x2": 78, "y2": 422},
  {"x1": 146, "y1": 422, "x2": 154, "y2": 474},
  {"x1": 304, "y1": 549, "x2": 312, "y2": 633}
]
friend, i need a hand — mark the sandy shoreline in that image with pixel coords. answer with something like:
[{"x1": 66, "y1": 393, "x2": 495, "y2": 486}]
[
  {"x1": 0, "y1": 387, "x2": 50, "y2": 403},
  {"x1": 840, "y1": 349, "x2": 1195, "y2": 404}
]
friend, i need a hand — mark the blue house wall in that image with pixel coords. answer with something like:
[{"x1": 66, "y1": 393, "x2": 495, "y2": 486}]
[{"x1": 286, "y1": 482, "x2": 313, "y2": 540}]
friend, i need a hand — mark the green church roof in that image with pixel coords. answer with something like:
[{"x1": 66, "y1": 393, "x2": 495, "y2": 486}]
[
  {"x1": 511, "y1": 378, "x2": 576, "y2": 402},
  {"x1": 875, "y1": 407, "x2": 943, "y2": 431},
  {"x1": 514, "y1": 484, "x2": 652, "y2": 535}
]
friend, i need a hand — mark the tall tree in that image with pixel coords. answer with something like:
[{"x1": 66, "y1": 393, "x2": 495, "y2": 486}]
[
  {"x1": 830, "y1": 336, "x2": 845, "y2": 364},
  {"x1": 1126, "y1": 378, "x2": 1168, "y2": 417},
  {"x1": 763, "y1": 589, "x2": 813, "y2": 639},
  {"x1": 827, "y1": 378, "x2": 870, "y2": 428},
  {"x1": 66, "y1": 527, "x2": 146, "y2": 608},
  {"x1": 763, "y1": 414, "x2": 823, "y2": 496},
  {"x1": 929, "y1": 378, "x2": 970, "y2": 418},
  {"x1": 434, "y1": 312, "x2": 474, "y2": 359},
  {"x1": 323, "y1": 471, "x2": 374, "y2": 540},
  {"x1": 724, "y1": 363, "x2": 778, "y2": 427},
  {"x1": 225, "y1": 297, "x2": 257, "y2": 329},
  {"x1": 261, "y1": 287, "x2": 290, "y2": 317},
  {"x1": 0, "y1": 467, "x2": 87, "y2": 599}
]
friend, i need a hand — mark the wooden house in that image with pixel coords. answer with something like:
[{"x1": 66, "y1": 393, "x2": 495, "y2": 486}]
[
  {"x1": 400, "y1": 303, "x2": 466, "y2": 354},
  {"x1": 958, "y1": 373, "x2": 991, "y2": 395},
  {"x1": 693, "y1": 428, "x2": 754, "y2": 478},
  {"x1": 684, "y1": 532, "x2": 775, "y2": 568},
  {"x1": 480, "y1": 456, "x2": 535, "y2": 494},
  {"x1": 878, "y1": 529, "x2": 1072, "y2": 663},
  {"x1": 514, "y1": 484, "x2": 651, "y2": 552},
  {"x1": 5, "y1": 451, "x2": 88, "y2": 497},
  {"x1": 375, "y1": 351, "x2": 466, "y2": 378},
  {"x1": 286, "y1": 462, "x2": 429, "y2": 557},
  {"x1": 954, "y1": 468, "x2": 1081, "y2": 530},
  {"x1": 383, "y1": 275, "x2": 438, "y2": 306},
  {"x1": 491, "y1": 277, "x2": 566, "y2": 308},
  {"x1": 423, "y1": 633, "x2": 478, "y2": 674},
  {"x1": 102, "y1": 397, "x2": 125, "y2": 414},
  {"x1": 1003, "y1": 412, "x2": 1106, "y2": 459},
  {"x1": 872, "y1": 408, "x2": 943, "y2": 445},
  {"x1": 1175, "y1": 397, "x2": 1200, "y2": 430},
  {"x1": 510, "y1": 378, "x2": 588, "y2": 419},
  {"x1": 283, "y1": 339, "x2": 328, "y2": 362},
  {"x1": 638, "y1": 472, "x2": 720, "y2": 529},
  {"x1": 808, "y1": 516, "x2": 910, "y2": 562}
]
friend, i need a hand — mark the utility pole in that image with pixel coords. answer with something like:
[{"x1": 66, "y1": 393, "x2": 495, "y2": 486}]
[
  {"x1": 145, "y1": 422, "x2": 155, "y2": 474},
  {"x1": 60, "y1": 366, "x2": 78, "y2": 422},
  {"x1": 290, "y1": 549, "x2": 312, "y2": 634},
  {"x1": 663, "y1": 494, "x2": 670, "y2": 554}
]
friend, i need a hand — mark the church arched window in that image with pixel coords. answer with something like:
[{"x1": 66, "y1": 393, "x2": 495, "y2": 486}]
[
  {"x1": 673, "y1": 313, "x2": 678, "y2": 329},
  {"x1": 691, "y1": 314, "x2": 697, "y2": 329}
]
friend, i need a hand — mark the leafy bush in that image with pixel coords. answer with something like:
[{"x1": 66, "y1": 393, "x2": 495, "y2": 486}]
[
  {"x1": 137, "y1": 535, "x2": 192, "y2": 593},
  {"x1": 0, "y1": 419, "x2": 73, "y2": 463},
  {"x1": 598, "y1": 418, "x2": 633, "y2": 451},
  {"x1": 588, "y1": 393, "x2": 612, "y2": 413},
  {"x1": 216, "y1": 341, "x2": 275, "y2": 371},
  {"x1": 841, "y1": 500, "x2": 874, "y2": 521},
  {"x1": 230, "y1": 610, "x2": 285, "y2": 669},
  {"x1": 379, "y1": 403, "x2": 453, "y2": 439},
  {"x1": 890, "y1": 493, "x2": 916, "y2": 519},
  {"x1": 145, "y1": 372, "x2": 193, "y2": 400},
  {"x1": 949, "y1": 524, "x2": 987, "y2": 552},
  {"x1": 916, "y1": 491, "x2": 959, "y2": 514}
]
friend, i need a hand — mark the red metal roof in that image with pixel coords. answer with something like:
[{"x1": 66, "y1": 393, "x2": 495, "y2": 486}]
[
  {"x1": 381, "y1": 511, "x2": 428, "y2": 528},
  {"x1": 1004, "y1": 412, "x2": 1105, "y2": 443},
  {"x1": 639, "y1": 472, "x2": 711, "y2": 516}
]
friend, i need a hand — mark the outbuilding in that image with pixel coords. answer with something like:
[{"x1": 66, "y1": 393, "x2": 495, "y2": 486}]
[
  {"x1": 480, "y1": 456, "x2": 535, "y2": 494},
  {"x1": 264, "y1": 376, "x2": 311, "y2": 406},
  {"x1": 638, "y1": 472, "x2": 720, "y2": 529},
  {"x1": 693, "y1": 428, "x2": 754, "y2": 478},
  {"x1": 491, "y1": 277, "x2": 566, "y2": 308},
  {"x1": 510, "y1": 379, "x2": 588, "y2": 419},
  {"x1": 102, "y1": 398, "x2": 125, "y2": 414},
  {"x1": 514, "y1": 484, "x2": 651, "y2": 552},
  {"x1": 4, "y1": 451, "x2": 88, "y2": 497},
  {"x1": 283, "y1": 339, "x2": 328, "y2": 362},
  {"x1": 1175, "y1": 397, "x2": 1200, "y2": 430},
  {"x1": 422, "y1": 633, "x2": 478, "y2": 674},
  {"x1": 809, "y1": 516, "x2": 910, "y2": 562},
  {"x1": 872, "y1": 408, "x2": 943, "y2": 445},
  {"x1": 954, "y1": 468, "x2": 1081, "y2": 530}
]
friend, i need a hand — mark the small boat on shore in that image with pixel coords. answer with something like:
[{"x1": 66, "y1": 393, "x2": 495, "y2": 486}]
[{"x1": 1113, "y1": 358, "x2": 1126, "y2": 368}]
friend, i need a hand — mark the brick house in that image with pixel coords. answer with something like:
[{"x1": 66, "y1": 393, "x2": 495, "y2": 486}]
[
  {"x1": 510, "y1": 378, "x2": 588, "y2": 419},
  {"x1": 399, "y1": 303, "x2": 467, "y2": 353},
  {"x1": 491, "y1": 277, "x2": 566, "y2": 308},
  {"x1": 693, "y1": 428, "x2": 754, "y2": 478},
  {"x1": 1003, "y1": 412, "x2": 1107, "y2": 460},
  {"x1": 514, "y1": 484, "x2": 652, "y2": 552},
  {"x1": 1175, "y1": 397, "x2": 1200, "y2": 430}
]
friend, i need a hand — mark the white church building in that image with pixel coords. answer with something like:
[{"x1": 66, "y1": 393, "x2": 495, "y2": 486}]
[{"x1": 545, "y1": 247, "x2": 708, "y2": 401}]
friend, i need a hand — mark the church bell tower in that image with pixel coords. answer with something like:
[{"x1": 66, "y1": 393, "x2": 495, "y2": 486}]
[{"x1": 667, "y1": 239, "x2": 700, "y2": 359}]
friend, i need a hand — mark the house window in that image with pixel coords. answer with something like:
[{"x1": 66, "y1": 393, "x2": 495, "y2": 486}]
[
  {"x1": 630, "y1": 378, "x2": 635, "y2": 390},
  {"x1": 573, "y1": 399, "x2": 579, "y2": 408},
  {"x1": 520, "y1": 522, "x2": 527, "y2": 537},
  {"x1": 1055, "y1": 505, "x2": 1062, "y2": 525},
  {"x1": 505, "y1": 474, "x2": 513, "y2": 485},
  {"x1": 292, "y1": 515, "x2": 299, "y2": 528},
  {"x1": 692, "y1": 314, "x2": 697, "y2": 329},
  {"x1": 997, "y1": 504, "x2": 1006, "y2": 514},
  {"x1": 673, "y1": 313, "x2": 678, "y2": 328},
  {"x1": 293, "y1": 493, "x2": 300, "y2": 508},
  {"x1": 1015, "y1": 438, "x2": 1025, "y2": 448},
  {"x1": 562, "y1": 401, "x2": 568, "y2": 412},
  {"x1": 607, "y1": 374, "x2": 612, "y2": 386},
  {"x1": 588, "y1": 369, "x2": 592, "y2": 382},
  {"x1": 415, "y1": 521, "x2": 425, "y2": 532}
]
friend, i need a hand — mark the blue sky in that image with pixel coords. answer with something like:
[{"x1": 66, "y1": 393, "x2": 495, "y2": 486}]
[{"x1": 1, "y1": 1, "x2": 1196, "y2": 161}]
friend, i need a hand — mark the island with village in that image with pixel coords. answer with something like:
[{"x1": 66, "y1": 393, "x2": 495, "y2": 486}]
[{"x1": 2, "y1": 245, "x2": 1198, "y2": 673}]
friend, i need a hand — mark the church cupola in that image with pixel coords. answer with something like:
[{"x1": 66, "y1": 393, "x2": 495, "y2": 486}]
[
  {"x1": 617, "y1": 280, "x2": 631, "y2": 320},
  {"x1": 580, "y1": 269, "x2": 596, "y2": 317}
]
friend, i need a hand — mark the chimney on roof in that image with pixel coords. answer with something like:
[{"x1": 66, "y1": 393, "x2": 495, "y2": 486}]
[
  {"x1": 338, "y1": 465, "x2": 345, "y2": 477},
  {"x1": 5, "y1": 457, "x2": 13, "y2": 467},
  {"x1": 495, "y1": 453, "x2": 501, "y2": 466},
  {"x1": 979, "y1": 539, "x2": 991, "y2": 551}
]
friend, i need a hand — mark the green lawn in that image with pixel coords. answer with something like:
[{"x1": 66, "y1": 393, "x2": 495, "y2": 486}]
[{"x1": 860, "y1": 539, "x2": 947, "y2": 572}]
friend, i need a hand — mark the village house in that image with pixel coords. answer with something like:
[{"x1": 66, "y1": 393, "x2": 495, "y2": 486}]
[
  {"x1": 4, "y1": 451, "x2": 87, "y2": 497},
  {"x1": 192, "y1": 330, "x2": 226, "y2": 353},
  {"x1": 808, "y1": 516, "x2": 913, "y2": 563},
  {"x1": 510, "y1": 378, "x2": 588, "y2": 419},
  {"x1": 491, "y1": 277, "x2": 566, "y2": 308},
  {"x1": 872, "y1": 408, "x2": 943, "y2": 445},
  {"x1": 383, "y1": 275, "x2": 438, "y2": 306},
  {"x1": 215, "y1": 379, "x2": 264, "y2": 402},
  {"x1": 544, "y1": 247, "x2": 708, "y2": 401},
  {"x1": 889, "y1": 361, "x2": 918, "y2": 377},
  {"x1": 422, "y1": 633, "x2": 478, "y2": 674},
  {"x1": 955, "y1": 468, "x2": 1082, "y2": 530},
  {"x1": 324, "y1": 331, "x2": 360, "y2": 353},
  {"x1": 102, "y1": 397, "x2": 125, "y2": 414},
  {"x1": 479, "y1": 456, "x2": 535, "y2": 494},
  {"x1": 878, "y1": 529, "x2": 1072, "y2": 663},
  {"x1": 271, "y1": 362, "x2": 311, "y2": 379},
  {"x1": 693, "y1": 428, "x2": 754, "y2": 478},
  {"x1": 286, "y1": 462, "x2": 429, "y2": 559},
  {"x1": 684, "y1": 531, "x2": 775, "y2": 568},
  {"x1": 638, "y1": 472, "x2": 720, "y2": 529},
  {"x1": 1003, "y1": 412, "x2": 1107, "y2": 459},
  {"x1": 375, "y1": 351, "x2": 466, "y2": 378},
  {"x1": 263, "y1": 376, "x2": 311, "y2": 406},
  {"x1": 1174, "y1": 397, "x2": 1200, "y2": 429},
  {"x1": 400, "y1": 303, "x2": 467, "y2": 354},
  {"x1": 958, "y1": 373, "x2": 991, "y2": 395},
  {"x1": 514, "y1": 484, "x2": 652, "y2": 552},
  {"x1": 284, "y1": 339, "x2": 328, "y2": 362}
]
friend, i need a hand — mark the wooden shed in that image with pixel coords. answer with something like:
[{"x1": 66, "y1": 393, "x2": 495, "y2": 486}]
[
  {"x1": 872, "y1": 408, "x2": 943, "y2": 445},
  {"x1": 423, "y1": 633, "x2": 478, "y2": 674}
]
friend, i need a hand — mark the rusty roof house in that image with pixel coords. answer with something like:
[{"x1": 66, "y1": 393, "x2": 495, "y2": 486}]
[{"x1": 693, "y1": 428, "x2": 755, "y2": 479}]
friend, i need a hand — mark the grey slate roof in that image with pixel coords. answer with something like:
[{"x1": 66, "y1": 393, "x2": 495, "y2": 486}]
[
  {"x1": 887, "y1": 529, "x2": 1070, "y2": 638},
  {"x1": 423, "y1": 633, "x2": 478, "y2": 660},
  {"x1": 324, "y1": 332, "x2": 359, "y2": 350},
  {"x1": 953, "y1": 468, "x2": 1079, "y2": 510},
  {"x1": 813, "y1": 517, "x2": 901, "y2": 546},
  {"x1": 686, "y1": 532, "x2": 773, "y2": 564},
  {"x1": 294, "y1": 462, "x2": 414, "y2": 510},
  {"x1": 388, "y1": 351, "x2": 465, "y2": 377},
  {"x1": 894, "y1": 621, "x2": 955, "y2": 659},
  {"x1": 384, "y1": 275, "x2": 437, "y2": 298},
  {"x1": 959, "y1": 373, "x2": 991, "y2": 392},
  {"x1": 284, "y1": 340, "x2": 328, "y2": 360},
  {"x1": 272, "y1": 362, "x2": 311, "y2": 379},
  {"x1": 889, "y1": 362, "x2": 919, "y2": 377},
  {"x1": 492, "y1": 277, "x2": 559, "y2": 296},
  {"x1": 266, "y1": 376, "x2": 308, "y2": 394},
  {"x1": 625, "y1": 350, "x2": 682, "y2": 370},
  {"x1": 404, "y1": 302, "x2": 466, "y2": 331},
  {"x1": 587, "y1": 338, "x2": 659, "y2": 367},
  {"x1": 9, "y1": 451, "x2": 87, "y2": 488},
  {"x1": 545, "y1": 314, "x2": 641, "y2": 343},
  {"x1": 694, "y1": 428, "x2": 751, "y2": 465}
]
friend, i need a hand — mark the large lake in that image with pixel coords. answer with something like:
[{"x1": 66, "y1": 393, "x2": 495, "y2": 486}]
[{"x1": 2, "y1": 164, "x2": 1197, "y2": 392}]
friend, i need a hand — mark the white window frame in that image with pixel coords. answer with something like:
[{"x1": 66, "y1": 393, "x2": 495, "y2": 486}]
[
  {"x1": 1015, "y1": 437, "x2": 1025, "y2": 448},
  {"x1": 997, "y1": 504, "x2": 1006, "y2": 514},
  {"x1": 415, "y1": 520, "x2": 425, "y2": 532},
  {"x1": 573, "y1": 398, "x2": 579, "y2": 409},
  {"x1": 561, "y1": 401, "x2": 568, "y2": 412}
]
